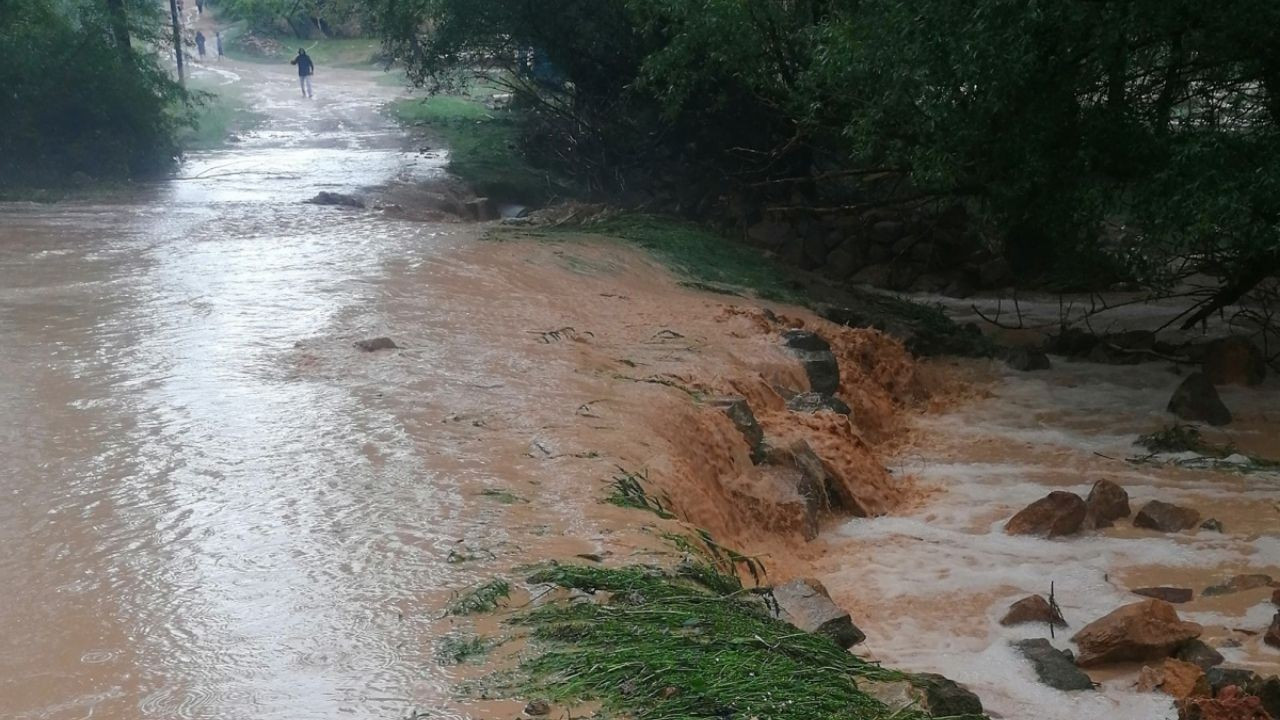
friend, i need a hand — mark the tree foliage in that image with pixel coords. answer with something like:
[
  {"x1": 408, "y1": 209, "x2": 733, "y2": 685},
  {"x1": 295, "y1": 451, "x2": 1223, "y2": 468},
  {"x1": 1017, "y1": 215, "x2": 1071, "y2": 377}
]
[
  {"x1": 367, "y1": 0, "x2": 1280, "y2": 309},
  {"x1": 0, "y1": 0, "x2": 188, "y2": 186}
]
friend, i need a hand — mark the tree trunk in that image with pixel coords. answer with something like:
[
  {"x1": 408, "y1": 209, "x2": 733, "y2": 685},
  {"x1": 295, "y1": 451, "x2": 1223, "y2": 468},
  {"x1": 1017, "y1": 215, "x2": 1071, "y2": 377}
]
[{"x1": 105, "y1": 0, "x2": 131, "y2": 54}]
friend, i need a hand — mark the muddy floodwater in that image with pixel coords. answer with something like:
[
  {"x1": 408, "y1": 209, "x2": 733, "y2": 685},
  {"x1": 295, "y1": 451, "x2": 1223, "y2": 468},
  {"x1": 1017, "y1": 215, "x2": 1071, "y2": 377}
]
[{"x1": 2, "y1": 29, "x2": 1279, "y2": 720}]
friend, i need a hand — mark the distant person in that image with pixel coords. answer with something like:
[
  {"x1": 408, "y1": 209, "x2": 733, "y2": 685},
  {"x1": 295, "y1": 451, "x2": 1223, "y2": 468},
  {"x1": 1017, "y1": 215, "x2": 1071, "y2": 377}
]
[
  {"x1": 215, "y1": 31, "x2": 224, "y2": 60},
  {"x1": 196, "y1": 0, "x2": 203, "y2": 14},
  {"x1": 195, "y1": 31, "x2": 206, "y2": 59},
  {"x1": 290, "y1": 48, "x2": 314, "y2": 98}
]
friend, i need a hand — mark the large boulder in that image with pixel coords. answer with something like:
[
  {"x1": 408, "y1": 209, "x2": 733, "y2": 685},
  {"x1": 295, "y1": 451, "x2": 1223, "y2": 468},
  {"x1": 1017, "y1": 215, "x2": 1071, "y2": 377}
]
[
  {"x1": 771, "y1": 578, "x2": 865, "y2": 649},
  {"x1": 1004, "y1": 491, "x2": 1087, "y2": 538},
  {"x1": 912, "y1": 673, "x2": 984, "y2": 717},
  {"x1": 1085, "y1": 479, "x2": 1131, "y2": 528},
  {"x1": 1203, "y1": 574, "x2": 1274, "y2": 597},
  {"x1": 1259, "y1": 677, "x2": 1280, "y2": 720},
  {"x1": 1266, "y1": 612, "x2": 1280, "y2": 649},
  {"x1": 791, "y1": 350, "x2": 840, "y2": 395},
  {"x1": 1137, "y1": 659, "x2": 1212, "y2": 700},
  {"x1": 1133, "y1": 587, "x2": 1194, "y2": 604},
  {"x1": 781, "y1": 329, "x2": 830, "y2": 352},
  {"x1": 1000, "y1": 594, "x2": 1067, "y2": 628},
  {"x1": 1134, "y1": 500, "x2": 1202, "y2": 533},
  {"x1": 1071, "y1": 599, "x2": 1202, "y2": 667},
  {"x1": 1014, "y1": 639, "x2": 1094, "y2": 691},
  {"x1": 1168, "y1": 373, "x2": 1232, "y2": 426},
  {"x1": 1202, "y1": 336, "x2": 1267, "y2": 387},
  {"x1": 1206, "y1": 667, "x2": 1263, "y2": 696}
]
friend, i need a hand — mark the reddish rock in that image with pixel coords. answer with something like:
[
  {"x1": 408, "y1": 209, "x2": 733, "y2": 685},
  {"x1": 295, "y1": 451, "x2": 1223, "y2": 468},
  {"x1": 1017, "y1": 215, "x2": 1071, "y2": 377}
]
[
  {"x1": 1085, "y1": 479, "x2": 1131, "y2": 528},
  {"x1": 1266, "y1": 612, "x2": 1280, "y2": 649},
  {"x1": 1202, "y1": 336, "x2": 1267, "y2": 387},
  {"x1": 1072, "y1": 599, "x2": 1203, "y2": 667},
  {"x1": 1135, "y1": 500, "x2": 1202, "y2": 533},
  {"x1": 1179, "y1": 686, "x2": 1272, "y2": 720},
  {"x1": 1005, "y1": 491, "x2": 1087, "y2": 538},
  {"x1": 1000, "y1": 594, "x2": 1067, "y2": 628},
  {"x1": 1138, "y1": 659, "x2": 1212, "y2": 700},
  {"x1": 1134, "y1": 587, "x2": 1195, "y2": 604}
]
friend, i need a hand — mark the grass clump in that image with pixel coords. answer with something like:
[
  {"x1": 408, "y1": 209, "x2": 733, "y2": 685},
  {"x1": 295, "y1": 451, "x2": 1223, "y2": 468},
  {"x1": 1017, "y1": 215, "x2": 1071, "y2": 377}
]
[
  {"x1": 447, "y1": 579, "x2": 511, "y2": 616},
  {"x1": 606, "y1": 469, "x2": 674, "y2": 519},
  {"x1": 178, "y1": 80, "x2": 264, "y2": 151},
  {"x1": 575, "y1": 215, "x2": 804, "y2": 303},
  {"x1": 479, "y1": 488, "x2": 527, "y2": 504},
  {"x1": 389, "y1": 95, "x2": 557, "y2": 204},
  {"x1": 435, "y1": 633, "x2": 494, "y2": 665},
  {"x1": 512, "y1": 563, "x2": 957, "y2": 720},
  {"x1": 1134, "y1": 424, "x2": 1280, "y2": 472}
]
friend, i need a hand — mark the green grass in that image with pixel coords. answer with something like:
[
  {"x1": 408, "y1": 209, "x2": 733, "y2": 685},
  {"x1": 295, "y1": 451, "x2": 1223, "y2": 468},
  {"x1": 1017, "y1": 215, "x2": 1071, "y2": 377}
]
[
  {"x1": 389, "y1": 95, "x2": 557, "y2": 204},
  {"x1": 479, "y1": 488, "x2": 528, "y2": 505},
  {"x1": 506, "y1": 563, "x2": 977, "y2": 720},
  {"x1": 178, "y1": 79, "x2": 263, "y2": 151},
  {"x1": 225, "y1": 29, "x2": 383, "y2": 68},
  {"x1": 1134, "y1": 424, "x2": 1280, "y2": 472},
  {"x1": 447, "y1": 579, "x2": 512, "y2": 616},
  {"x1": 606, "y1": 469, "x2": 675, "y2": 519},
  {"x1": 573, "y1": 215, "x2": 805, "y2": 303},
  {"x1": 435, "y1": 633, "x2": 495, "y2": 666}
]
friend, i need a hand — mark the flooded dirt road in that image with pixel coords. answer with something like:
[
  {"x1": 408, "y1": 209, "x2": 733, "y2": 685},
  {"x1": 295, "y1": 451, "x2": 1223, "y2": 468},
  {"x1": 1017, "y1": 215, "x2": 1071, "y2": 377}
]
[{"x1": 3, "y1": 31, "x2": 1279, "y2": 720}]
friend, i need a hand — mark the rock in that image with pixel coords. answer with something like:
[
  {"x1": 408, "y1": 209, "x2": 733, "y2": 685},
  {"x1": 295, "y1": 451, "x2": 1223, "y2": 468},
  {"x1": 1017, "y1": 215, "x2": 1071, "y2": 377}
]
[
  {"x1": 746, "y1": 220, "x2": 791, "y2": 247},
  {"x1": 524, "y1": 699, "x2": 551, "y2": 716},
  {"x1": 1004, "y1": 491, "x2": 1087, "y2": 538},
  {"x1": 1072, "y1": 599, "x2": 1202, "y2": 667},
  {"x1": 1202, "y1": 336, "x2": 1267, "y2": 387},
  {"x1": 306, "y1": 191, "x2": 365, "y2": 208},
  {"x1": 790, "y1": 349, "x2": 841, "y2": 396},
  {"x1": 1201, "y1": 518, "x2": 1225, "y2": 533},
  {"x1": 1266, "y1": 613, "x2": 1280, "y2": 649},
  {"x1": 851, "y1": 263, "x2": 894, "y2": 289},
  {"x1": 1202, "y1": 574, "x2": 1274, "y2": 597},
  {"x1": 872, "y1": 220, "x2": 906, "y2": 244},
  {"x1": 1180, "y1": 685, "x2": 1272, "y2": 720},
  {"x1": 912, "y1": 673, "x2": 984, "y2": 717},
  {"x1": 1085, "y1": 479, "x2": 1131, "y2": 528},
  {"x1": 786, "y1": 392, "x2": 852, "y2": 416},
  {"x1": 1137, "y1": 659, "x2": 1211, "y2": 700},
  {"x1": 978, "y1": 257, "x2": 1012, "y2": 288},
  {"x1": 708, "y1": 397, "x2": 765, "y2": 463},
  {"x1": 942, "y1": 275, "x2": 977, "y2": 299},
  {"x1": 1046, "y1": 327, "x2": 1100, "y2": 357},
  {"x1": 1273, "y1": 588, "x2": 1280, "y2": 606},
  {"x1": 1206, "y1": 667, "x2": 1263, "y2": 696},
  {"x1": 68, "y1": 170, "x2": 94, "y2": 187},
  {"x1": 1134, "y1": 500, "x2": 1202, "y2": 533},
  {"x1": 1000, "y1": 594, "x2": 1067, "y2": 628},
  {"x1": 1005, "y1": 346, "x2": 1052, "y2": 371},
  {"x1": 771, "y1": 578, "x2": 865, "y2": 649},
  {"x1": 1168, "y1": 372, "x2": 1233, "y2": 426},
  {"x1": 354, "y1": 337, "x2": 399, "y2": 352},
  {"x1": 1177, "y1": 639, "x2": 1225, "y2": 670},
  {"x1": 855, "y1": 679, "x2": 919, "y2": 713},
  {"x1": 1258, "y1": 677, "x2": 1280, "y2": 719},
  {"x1": 1107, "y1": 330, "x2": 1157, "y2": 352},
  {"x1": 823, "y1": 246, "x2": 861, "y2": 281},
  {"x1": 1133, "y1": 587, "x2": 1195, "y2": 604},
  {"x1": 1014, "y1": 639, "x2": 1095, "y2": 691},
  {"x1": 781, "y1": 329, "x2": 831, "y2": 352}
]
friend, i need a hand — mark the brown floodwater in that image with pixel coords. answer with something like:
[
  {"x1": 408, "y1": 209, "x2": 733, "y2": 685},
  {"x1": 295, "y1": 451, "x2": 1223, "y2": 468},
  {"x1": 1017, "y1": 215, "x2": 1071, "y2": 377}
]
[{"x1": 4, "y1": 28, "x2": 1280, "y2": 720}]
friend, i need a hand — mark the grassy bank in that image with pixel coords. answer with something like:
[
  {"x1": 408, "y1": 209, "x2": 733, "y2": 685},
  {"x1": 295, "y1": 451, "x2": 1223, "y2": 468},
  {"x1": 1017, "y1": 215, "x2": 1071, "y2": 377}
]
[
  {"x1": 222, "y1": 24, "x2": 382, "y2": 68},
  {"x1": 389, "y1": 92, "x2": 558, "y2": 205},
  {"x1": 474, "y1": 561, "x2": 986, "y2": 719},
  {"x1": 178, "y1": 78, "x2": 263, "y2": 151}
]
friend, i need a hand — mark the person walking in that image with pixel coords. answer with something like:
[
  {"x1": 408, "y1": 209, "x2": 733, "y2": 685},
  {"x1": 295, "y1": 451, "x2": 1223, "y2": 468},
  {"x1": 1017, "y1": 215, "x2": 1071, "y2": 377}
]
[
  {"x1": 290, "y1": 48, "x2": 315, "y2": 98},
  {"x1": 195, "y1": 30, "x2": 206, "y2": 59},
  {"x1": 196, "y1": 0, "x2": 203, "y2": 14},
  {"x1": 215, "y1": 31, "x2": 224, "y2": 61}
]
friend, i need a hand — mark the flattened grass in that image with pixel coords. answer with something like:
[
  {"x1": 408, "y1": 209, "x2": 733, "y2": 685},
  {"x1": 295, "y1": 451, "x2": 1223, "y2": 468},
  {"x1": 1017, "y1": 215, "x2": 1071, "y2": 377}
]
[{"x1": 511, "y1": 564, "x2": 968, "y2": 720}]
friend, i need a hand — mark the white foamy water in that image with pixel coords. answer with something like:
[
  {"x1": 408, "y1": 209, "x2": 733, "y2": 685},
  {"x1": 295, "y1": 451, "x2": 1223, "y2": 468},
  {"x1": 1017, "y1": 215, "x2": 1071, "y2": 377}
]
[{"x1": 822, "y1": 355, "x2": 1279, "y2": 720}]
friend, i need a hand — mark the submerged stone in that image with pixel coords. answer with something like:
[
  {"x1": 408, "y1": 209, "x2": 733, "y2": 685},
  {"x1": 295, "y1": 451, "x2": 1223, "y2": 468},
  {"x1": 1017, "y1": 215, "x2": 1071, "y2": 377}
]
[
  {"x1": 1168, "y1": 372, "x2": 1232, "y2": 426},
  {"x1": 1014, "y1": 639, "x2": 1094, "y2": 691}
]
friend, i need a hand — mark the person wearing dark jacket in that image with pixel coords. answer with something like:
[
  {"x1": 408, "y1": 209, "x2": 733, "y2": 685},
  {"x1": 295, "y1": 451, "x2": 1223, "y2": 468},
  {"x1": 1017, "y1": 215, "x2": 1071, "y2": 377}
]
[
  {"x1": 195, "y1": 31, "x2": 206, "y2": 59},
  {"x1": 290, "y1": 48, "x2": 315, "y2": 98}
]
